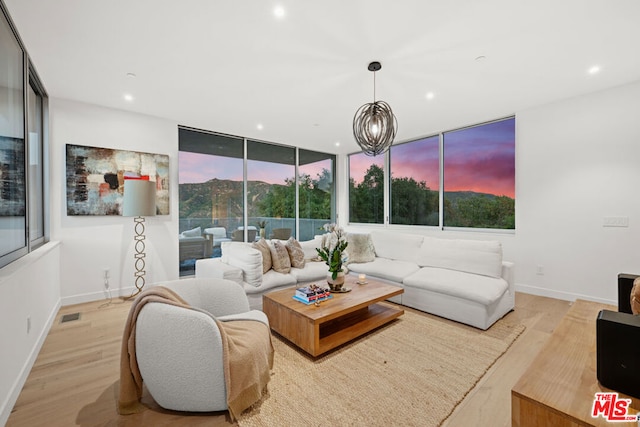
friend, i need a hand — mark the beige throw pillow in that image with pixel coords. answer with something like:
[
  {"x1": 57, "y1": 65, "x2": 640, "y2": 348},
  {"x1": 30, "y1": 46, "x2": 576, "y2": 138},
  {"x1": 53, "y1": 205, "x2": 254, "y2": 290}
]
[
  {"x1": 345, "y1": 233, "x2": 376, "y2": 264},
  {"x1": 285, "y1": 237, "x2": 306, "y2": 268},
  {"x1": 252, "y1": 238, "x2": 272, "y2": 274},
  {"x1": 269, "y1": 240, "x2": 292, "y2": 274}
]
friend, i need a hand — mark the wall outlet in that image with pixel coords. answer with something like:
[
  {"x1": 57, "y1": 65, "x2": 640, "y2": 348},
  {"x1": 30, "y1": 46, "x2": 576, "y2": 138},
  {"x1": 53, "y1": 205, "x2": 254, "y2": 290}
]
[{"x1": 603, "y1": 216, "x2": 629, "y2": 227}]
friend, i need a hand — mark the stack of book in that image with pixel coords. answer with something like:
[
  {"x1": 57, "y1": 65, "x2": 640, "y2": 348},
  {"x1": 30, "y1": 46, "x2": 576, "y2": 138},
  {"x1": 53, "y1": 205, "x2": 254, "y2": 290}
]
[{"x1": 293, "y1": 284, "x2": 331, "y2": 304}]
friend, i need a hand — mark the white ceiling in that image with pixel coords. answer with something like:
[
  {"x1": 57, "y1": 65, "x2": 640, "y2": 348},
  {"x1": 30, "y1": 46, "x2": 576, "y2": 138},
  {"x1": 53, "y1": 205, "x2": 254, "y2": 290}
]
[{"x1": 5, "y1": 0, "x2": 640, "y2": 154}]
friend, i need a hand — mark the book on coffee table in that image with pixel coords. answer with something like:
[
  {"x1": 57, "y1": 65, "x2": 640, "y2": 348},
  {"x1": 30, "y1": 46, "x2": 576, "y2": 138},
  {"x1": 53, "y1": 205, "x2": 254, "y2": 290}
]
[
  {"x1": 295, "y1": 285, "x2": 330, "y2": 302},
  {"x1": 292, "y1": 294, "x2": 333, "y2": 305}
]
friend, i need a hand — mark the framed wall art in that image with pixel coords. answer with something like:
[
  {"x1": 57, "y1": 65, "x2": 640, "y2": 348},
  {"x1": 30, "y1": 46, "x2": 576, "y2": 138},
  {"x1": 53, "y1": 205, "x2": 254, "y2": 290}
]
[{"x1": 65, "y1": 144, "x2": 169, "y2": 216}]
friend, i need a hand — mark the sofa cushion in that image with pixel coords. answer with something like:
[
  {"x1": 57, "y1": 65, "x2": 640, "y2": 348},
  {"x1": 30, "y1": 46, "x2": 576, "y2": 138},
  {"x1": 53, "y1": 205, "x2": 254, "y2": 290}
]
[
  {"x1": 269, "y1": 240, "x2": 292, "y2": 274},
  {"x1": 289, "y1": 261, "x2": 327, "y2": 283},
  {"x1": 181, "y1": 226, "x2": 202, "y2": 238},
  {"x1": 245, "y1": 270, "x2": 296, "y2": 294},
  {"x1": 221, "y1": 242, "x2": 263, "y2": 288},
  {"x1": 416, "y1": 236, "x2": 503, "y2": 278},
  {"x1": 346, "y1": 258, "x2": 420, "y2": 283},
  {"x1": 285, "y1": 237, "x2": 306, "y2": 268},
  {"x1": 370, "y1": 231, "x2": 424, "y2": 263},
  {"x1": 403, "y1": 267, "x2": 508, "y2": 305},
  {"x1": 345, "y1": 233, "x2": 376, "y2": 264},
  {"x1": 299, "y1": 235, "x2": 323, "y2": 260},
  {"x1": 251, "y1": 238, "x2": 272, "y2": 274}
]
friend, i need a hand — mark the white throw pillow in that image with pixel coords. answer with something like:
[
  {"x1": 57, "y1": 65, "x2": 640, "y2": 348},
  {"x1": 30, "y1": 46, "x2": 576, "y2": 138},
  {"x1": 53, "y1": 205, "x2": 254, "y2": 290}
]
[
  {"x1": 299, "y1": 235, "x2": 323, "y2": 260},
  {"x1": 221, "y1": 242, "x2": 263, "y2": 287}
]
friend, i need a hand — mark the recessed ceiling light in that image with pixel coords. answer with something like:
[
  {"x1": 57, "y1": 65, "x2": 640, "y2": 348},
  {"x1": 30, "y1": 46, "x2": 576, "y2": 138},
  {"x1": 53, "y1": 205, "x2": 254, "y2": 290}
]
[
  {"x1": 475, "y1": 55, "x2": 487, "y2": 62},
  {"x1": 257, "y1": 123, "x2": 264, "y2": 130},
  {"x1": 274, "y1": 6, "x2": 285, "y2": 18},
  {"x1": 126, "y1": 73, "x2": 137, "y2": 78},
  {"x1": 588, "y1": 65, "x2": 601, "y2": 75},
  {"x1": 124, "y1": 94, "x2": 134, "y2": 102},
  {"x1": 426, "y1": 92, "x2": 435, "y2": 100},
  {"x1": 335, "y1": 141, "x2": 340, "y2": 147}
]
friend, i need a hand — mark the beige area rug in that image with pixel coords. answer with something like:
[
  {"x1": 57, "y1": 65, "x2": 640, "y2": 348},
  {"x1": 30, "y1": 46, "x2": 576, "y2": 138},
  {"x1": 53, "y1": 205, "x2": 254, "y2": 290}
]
[{"x1": 237, "y1": 309, "x2": 525, "y2": 427}]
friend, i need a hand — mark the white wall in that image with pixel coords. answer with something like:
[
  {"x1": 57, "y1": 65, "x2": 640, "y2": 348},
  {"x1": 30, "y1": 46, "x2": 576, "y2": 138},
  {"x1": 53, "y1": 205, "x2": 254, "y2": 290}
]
[
  {"x1": 514, "y1": 81, "x2": 640, "y2": 303},
  {"x1": 50, "y1": 99, "x2": 180, "y2": 304},
  {"x1": 0, "y1": 242, "x2": 61, "y2": 426},
  {"x1": 341, "y1": 80, "x2": 640, "y2": 305}
]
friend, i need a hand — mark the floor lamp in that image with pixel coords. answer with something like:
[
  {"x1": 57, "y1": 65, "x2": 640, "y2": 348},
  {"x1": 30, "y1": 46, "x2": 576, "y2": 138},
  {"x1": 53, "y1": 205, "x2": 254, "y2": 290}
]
[{"x1": 122, "y1": 178, "x2": 156, "y2": 299}]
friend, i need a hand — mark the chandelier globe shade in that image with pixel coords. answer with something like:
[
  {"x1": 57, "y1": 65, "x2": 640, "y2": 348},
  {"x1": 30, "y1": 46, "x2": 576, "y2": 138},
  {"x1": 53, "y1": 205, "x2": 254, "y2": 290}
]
[{"x1": 353, "y1": 61, "x2": 398, "y2": 156}]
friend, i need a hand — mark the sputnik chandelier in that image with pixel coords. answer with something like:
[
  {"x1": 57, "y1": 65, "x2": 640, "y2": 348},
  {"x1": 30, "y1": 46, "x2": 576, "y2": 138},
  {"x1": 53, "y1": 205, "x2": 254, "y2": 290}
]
[{"x1": 352, "y1": 61, "x2": 398, "y2": 156}]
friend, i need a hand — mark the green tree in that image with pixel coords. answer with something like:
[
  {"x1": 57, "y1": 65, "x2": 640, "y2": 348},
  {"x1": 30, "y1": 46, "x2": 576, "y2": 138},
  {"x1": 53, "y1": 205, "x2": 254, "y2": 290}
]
[
  {"x1": 349, "y1": 164, "x2": 384, "y2": 223},
  {"x1": 445, "y1": 194, "x2": 514, "y2": 229},
  {"x1": 257, "y1": 169, "x2": 333, "y2": 220},
  {"x1": 391, "y1": 176, "x2": 438, "y2": 225}
]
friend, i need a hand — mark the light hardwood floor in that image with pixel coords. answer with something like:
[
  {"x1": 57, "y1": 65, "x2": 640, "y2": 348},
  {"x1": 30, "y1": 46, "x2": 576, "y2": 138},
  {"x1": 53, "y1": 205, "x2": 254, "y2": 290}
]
[{"x1": 6, "y1": 292, "x2": 572, "y2": 427}]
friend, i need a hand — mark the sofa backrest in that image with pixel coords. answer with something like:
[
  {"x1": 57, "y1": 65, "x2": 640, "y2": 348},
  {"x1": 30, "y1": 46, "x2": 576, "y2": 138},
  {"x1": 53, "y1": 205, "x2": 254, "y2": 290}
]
[
  {"x1": 416, "y1": 236, "x2": 503, "y2": 278},
  {"x1": 370, "y1": 231, "x2": 424, "y2": 263}
]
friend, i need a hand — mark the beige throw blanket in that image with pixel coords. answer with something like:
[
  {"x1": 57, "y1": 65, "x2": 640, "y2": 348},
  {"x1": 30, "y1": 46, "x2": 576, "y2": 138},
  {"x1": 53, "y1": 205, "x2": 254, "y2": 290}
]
[{"x1": 117, "y1": 286, "x2": 274, "y2": 420}]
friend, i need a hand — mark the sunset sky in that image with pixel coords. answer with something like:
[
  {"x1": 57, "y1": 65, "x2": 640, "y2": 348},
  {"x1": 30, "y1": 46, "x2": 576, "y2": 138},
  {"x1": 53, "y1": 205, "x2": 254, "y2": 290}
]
[
  {"x1": 180, "y1": 118, "x2": 514, "y2": 198},
  {"x1": 350, "y1": 119, "x2": 514, "y2": 198}
]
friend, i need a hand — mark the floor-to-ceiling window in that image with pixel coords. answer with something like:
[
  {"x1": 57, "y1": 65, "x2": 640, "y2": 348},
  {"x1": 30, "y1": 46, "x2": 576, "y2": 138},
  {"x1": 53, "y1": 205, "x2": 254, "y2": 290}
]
[
  {"x1": 178, "y1": 129, "x2": 244, "y2": 274},
  {"x1": 247, "y1": 140, "x2": 296, "y2": 241},
  {"x1": 178, "y1": 127, "x2": 336, "y2": 274},
  {"x1": 298, "y1": 149, "x2": 335, "y2": 240}
]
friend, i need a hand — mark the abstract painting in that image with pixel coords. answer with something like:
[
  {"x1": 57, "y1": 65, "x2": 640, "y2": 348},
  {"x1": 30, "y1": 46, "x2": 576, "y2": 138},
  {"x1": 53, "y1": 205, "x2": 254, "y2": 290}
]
[
  {"x1": 0, "y1": 137, "x2": 26, "y2": 216},
  {"x1": 65, "y1": 144, "x2": 169, "y2": 215}
]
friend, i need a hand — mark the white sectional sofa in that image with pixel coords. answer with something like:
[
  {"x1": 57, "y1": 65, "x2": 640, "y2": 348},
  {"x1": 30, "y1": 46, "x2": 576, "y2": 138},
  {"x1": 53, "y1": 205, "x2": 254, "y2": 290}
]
[
  {"x1": 195, "y1": 231, "x2": 514, "y2": 330},
  {"x1": 196, "y1": 236, "x2": 328, "y2": 310},
  {"x1": 345, "y1": 231, "x2": 514, "y2": 330}
]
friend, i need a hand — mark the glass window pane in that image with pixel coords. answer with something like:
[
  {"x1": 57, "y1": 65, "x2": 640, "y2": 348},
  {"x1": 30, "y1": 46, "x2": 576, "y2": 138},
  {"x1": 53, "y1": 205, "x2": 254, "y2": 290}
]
[
  {"x1": 28, "y1": 80, "x2": 44, "y2": 241},
  {"x1": 298, "y1": 149, "x2": 335, "y2": 241},
  {"x1": 247, "y1": 140, "x2": 295, "y2": 241},
  {"x1": 389, "y1": 136, "x2": 439, "y2": 226},
  {"x1": 178, "y1": 129, "x2": 243, "y2": 275},
  {"x1": 348, "y1": 152, "x2": 384, "y2": 224},
  {"x1": 443, "y1": 118, "x2": 515, "y2": 229},
  {"x1": 0, "y1": 10, "x2": 26, "y2": 263}
]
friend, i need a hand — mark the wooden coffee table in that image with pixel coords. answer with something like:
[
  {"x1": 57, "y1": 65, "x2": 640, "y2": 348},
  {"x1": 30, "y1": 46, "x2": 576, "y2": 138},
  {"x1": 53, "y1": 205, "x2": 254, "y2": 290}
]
[{"x1": 262, "y1": 276, "x2": 404, "y2": 357}]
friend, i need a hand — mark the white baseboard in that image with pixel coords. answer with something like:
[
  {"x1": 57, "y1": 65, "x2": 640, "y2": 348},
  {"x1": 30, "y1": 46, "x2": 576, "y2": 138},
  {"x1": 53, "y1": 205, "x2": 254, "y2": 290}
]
[
  {"x1": 0, "y1": 298, "x2": 61, "y2": 427},
  {"x1": 61, "y1": 286, "x2": 137, "y2": 306},
  {"x1": 515, "y1": 283, "x2": 616, "y2": 306}
]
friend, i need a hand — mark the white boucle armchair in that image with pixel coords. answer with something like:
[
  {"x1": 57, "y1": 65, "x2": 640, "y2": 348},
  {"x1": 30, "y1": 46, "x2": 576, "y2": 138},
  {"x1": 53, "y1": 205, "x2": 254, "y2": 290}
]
[{"x1": 135, "y1": 278, "x2": 269, "y2": 412}]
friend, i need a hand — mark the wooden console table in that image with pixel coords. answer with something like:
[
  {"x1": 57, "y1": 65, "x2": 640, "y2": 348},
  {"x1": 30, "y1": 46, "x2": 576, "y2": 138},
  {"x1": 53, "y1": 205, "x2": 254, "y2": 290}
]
[{"x1": 512, "y1": 299, "x2": 640, "y2": 426}]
